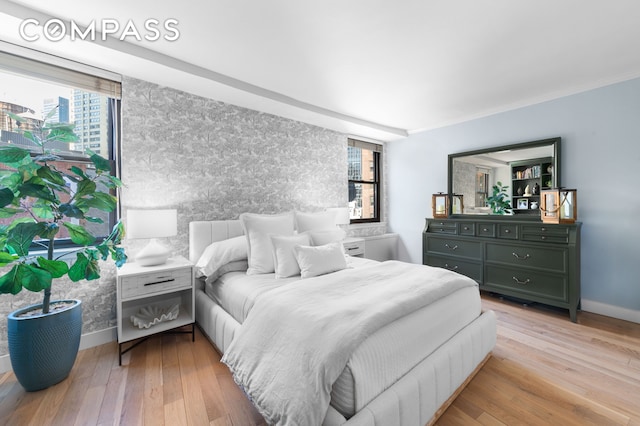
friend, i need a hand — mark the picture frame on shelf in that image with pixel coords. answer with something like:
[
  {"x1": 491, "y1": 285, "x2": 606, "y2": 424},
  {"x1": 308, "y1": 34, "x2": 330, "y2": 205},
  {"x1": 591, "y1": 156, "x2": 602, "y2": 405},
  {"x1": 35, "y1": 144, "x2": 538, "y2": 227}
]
[{"x1": 517, "y1": 198, "x2": 529, "y2": 210}]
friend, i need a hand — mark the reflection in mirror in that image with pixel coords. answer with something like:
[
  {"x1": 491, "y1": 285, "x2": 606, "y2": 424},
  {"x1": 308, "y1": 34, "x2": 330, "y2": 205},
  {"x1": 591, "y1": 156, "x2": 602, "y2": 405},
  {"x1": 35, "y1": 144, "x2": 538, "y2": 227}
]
[{"x1": 448, "y1": 138, "x2": 560, "y2": 217}]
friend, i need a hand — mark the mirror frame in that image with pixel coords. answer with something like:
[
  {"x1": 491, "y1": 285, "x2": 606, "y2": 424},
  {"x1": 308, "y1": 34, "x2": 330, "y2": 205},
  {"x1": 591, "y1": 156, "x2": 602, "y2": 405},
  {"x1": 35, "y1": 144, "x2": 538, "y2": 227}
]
[{"x1": 447, "y1": 137, "x2": 561, "y2": 220}]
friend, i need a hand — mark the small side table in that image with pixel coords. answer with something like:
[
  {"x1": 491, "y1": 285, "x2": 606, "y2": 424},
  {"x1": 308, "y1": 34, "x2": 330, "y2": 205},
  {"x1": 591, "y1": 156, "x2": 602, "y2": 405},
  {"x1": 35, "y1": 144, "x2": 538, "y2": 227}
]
[{"x1": 116, "y1": 256, "x2": 195, "y2": 365}]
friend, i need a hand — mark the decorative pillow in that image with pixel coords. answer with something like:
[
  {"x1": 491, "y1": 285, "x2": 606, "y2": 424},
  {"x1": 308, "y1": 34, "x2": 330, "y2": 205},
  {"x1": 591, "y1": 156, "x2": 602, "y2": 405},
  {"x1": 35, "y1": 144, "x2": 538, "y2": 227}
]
[
  {"x1": 204, "y1": 260, "x2": 249, "y2": 285},
  {"x1": 270, "y1": 233, "x2": 311, "y2": 279},
  {"x1": 294, "y1": 210, "x2": 336, "y2": 232},
  {"x1": 293, "y1": 241, "x2": 348, "y2": 279},
  {"x1": 309, "y1": 228, "x2": 346, "y2": 246},
  {"x1": 195, "y1": 235, "x2": 247, "y2": 278},
  {"x1": 240, "y1": 212, "x2": 295, "y2": 275}
]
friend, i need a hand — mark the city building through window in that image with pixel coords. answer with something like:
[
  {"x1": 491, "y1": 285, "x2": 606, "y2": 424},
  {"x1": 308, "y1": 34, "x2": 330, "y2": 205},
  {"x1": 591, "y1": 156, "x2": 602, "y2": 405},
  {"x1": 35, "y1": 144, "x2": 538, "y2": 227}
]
[
  {"x1": 0, "y1": 50, "x2": 121, "y2": 248},
  {"x1": 348, "y1": 138, "x2": 381, "y2": 223}
]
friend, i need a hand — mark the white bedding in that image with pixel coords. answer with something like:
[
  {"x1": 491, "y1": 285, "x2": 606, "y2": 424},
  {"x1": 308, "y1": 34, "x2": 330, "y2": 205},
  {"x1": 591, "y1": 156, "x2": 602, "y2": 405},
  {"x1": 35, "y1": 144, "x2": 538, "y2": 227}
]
[
  {"x1": 205, "y1": 258, "x2": 481, "y2": 417},
  {"x1": 220, "y1": 260, "x2": 479, "y2": 426}
]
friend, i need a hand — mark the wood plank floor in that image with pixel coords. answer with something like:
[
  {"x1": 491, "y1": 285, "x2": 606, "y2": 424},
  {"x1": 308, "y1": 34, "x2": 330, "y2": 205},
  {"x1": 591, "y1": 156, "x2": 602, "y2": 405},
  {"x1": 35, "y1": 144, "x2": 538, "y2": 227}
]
[{"x1": 0, "y1": 293, "x2": 638, "y2": 425}]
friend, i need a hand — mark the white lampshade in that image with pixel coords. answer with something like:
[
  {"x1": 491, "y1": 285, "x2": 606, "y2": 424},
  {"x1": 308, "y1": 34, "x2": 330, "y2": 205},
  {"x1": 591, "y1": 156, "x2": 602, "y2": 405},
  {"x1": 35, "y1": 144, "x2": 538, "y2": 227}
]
[
  {"x1": 326, "y1": 207, "x2": 350, "y2": 225},
  {"x1": 127, "y1": 209, "x2": 177, "y2": 266}
]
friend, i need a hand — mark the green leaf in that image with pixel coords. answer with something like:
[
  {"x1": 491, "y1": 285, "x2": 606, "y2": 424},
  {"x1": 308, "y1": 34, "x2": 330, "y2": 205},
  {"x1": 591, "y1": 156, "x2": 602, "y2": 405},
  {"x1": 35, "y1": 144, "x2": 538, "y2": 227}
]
[
  {"x1": 62, "y1": 222, "x2": 96, "y2": 246},
  {"x1": 113, "y1": 247, "x2": 127, "y2": 267},
  {"x1": 68, "y1": 252, "x2": 100, "y2": 281},
  {"x1": 0, "y1": 265, "x2": 22, "y2": 295},
  {"x1": 32, "y1": 204, "x2": 54, "y2": 220},
  {"x1": 0, "y1": 146, "x2": 30, "y2": 164},
  {"x1": 6, "y1": 222, "x2": 45, "y2": 257},
  {"x1": 75, "y1": 179, "x2": 96, "y2": 198},
  {"x1": 104, "y1": 175, "x2": 123, "y2": 189},
  {"x1": 84, "y1": 216, "x2": 104, "y2": 224},
  {"x1": 87, "y1": 150, "x2": 111, "y2": 172},
  {"x1": 59, "y1": 203, "x2": 85, "y2": 219},
  {"x1": 18, "y1": 263, "x2": 52, "y2": 292},
  {"x1": 76, "y1": 192, "x2": 117, "y2": 212},
  {"x1": 0, "y1": 252, "x2": 17, "y2": 267},
  {"x1": 0, "y1": 188, "x2": 15, "y2": 208},
  {"x1": 37, "y1": 165, "x2": 66, "y2": 186},
  {"x1": 37, "y1": 257, "x2": 69, "y2": 278},
  {"x1": 69, "y1": 166, "x2": 88, "y2": 179},
  {"x1": 18, "y1": 182, "x2": 57, "y2": 202}
]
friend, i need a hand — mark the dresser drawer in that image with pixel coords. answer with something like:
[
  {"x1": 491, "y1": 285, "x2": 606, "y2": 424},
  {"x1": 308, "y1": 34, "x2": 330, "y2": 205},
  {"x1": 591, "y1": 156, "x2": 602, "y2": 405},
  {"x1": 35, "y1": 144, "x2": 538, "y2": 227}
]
[
  {"x1": 426, "y1": 237, "x2": 482, "y2": 259},
  {"x1": 427, "y1": 220, "x2": 457, "y2": 234},
  {"x1": 476, "y1": 223, "x2": 496, "y2": 238},
  {"x1": 425, "y1": 255, "x2": 482, "y2": 282},
  {"x1": 459, "y1": 223, "x2": 475, "y2": 236},
  {"x1": 522, "y1": 225, "x2": 570, "y2": 244},
  {"x1": 484, "y1": 265, "x2": 568, "y2": 302},
  {"x1": 497, "y1": 223, "x2": 519, "y2": 240},
  {"x1": 120, "y1": 267, "x2": 192, "y2": 299},
  {"x1": 485, "y1": 243, "x2": 567, "y2": 273}
]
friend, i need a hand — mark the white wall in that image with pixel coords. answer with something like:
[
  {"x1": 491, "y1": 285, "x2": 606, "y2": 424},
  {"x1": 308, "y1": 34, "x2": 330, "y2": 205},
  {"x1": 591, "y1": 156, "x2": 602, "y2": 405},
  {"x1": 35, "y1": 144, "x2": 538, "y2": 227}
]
[{"x1": 387, "y1": 77, "x2": 640, "y2": 321}]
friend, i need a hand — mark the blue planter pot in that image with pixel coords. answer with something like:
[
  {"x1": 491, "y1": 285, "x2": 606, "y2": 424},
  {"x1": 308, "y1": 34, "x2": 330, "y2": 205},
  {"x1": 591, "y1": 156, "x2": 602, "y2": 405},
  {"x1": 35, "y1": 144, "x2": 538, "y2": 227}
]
[{"x1": 7, "y1": 299, "x2": 82, "y2": 392}]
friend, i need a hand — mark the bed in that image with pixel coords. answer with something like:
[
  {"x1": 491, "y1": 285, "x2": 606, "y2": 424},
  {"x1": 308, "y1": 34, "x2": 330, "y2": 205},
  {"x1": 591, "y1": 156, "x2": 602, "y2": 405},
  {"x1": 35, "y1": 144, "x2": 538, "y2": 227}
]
[{"x1": 189, "y1": 215, "x2": 496, "y2": 426}]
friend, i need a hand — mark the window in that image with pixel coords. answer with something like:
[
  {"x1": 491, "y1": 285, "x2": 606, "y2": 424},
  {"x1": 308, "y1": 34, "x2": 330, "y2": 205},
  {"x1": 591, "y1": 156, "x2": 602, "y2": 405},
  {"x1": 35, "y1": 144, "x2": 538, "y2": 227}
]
[
  {"x1": 348, "y1": 138, "x2": 382, "y2": 223},
  {"x1": 0, "y1": 49, "x2": 121, "y2": 248}
]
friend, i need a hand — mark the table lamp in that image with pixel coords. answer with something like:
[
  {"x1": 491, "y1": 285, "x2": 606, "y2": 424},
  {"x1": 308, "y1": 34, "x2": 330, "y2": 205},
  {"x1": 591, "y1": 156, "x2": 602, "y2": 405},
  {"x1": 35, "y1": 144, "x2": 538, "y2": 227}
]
[{"x1": 127, "y1": 209, "x2": 177, "y2": 266}]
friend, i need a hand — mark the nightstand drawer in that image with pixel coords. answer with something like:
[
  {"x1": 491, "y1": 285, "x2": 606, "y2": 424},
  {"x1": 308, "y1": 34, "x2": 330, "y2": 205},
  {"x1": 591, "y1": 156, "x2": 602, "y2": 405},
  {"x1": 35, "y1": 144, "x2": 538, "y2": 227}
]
[
  {"x1": 343, "y1": 238, "x2": 364, "y2": 256},
  {"x1": 120, "y1": 267, "x2": 192, "y2": 299}
]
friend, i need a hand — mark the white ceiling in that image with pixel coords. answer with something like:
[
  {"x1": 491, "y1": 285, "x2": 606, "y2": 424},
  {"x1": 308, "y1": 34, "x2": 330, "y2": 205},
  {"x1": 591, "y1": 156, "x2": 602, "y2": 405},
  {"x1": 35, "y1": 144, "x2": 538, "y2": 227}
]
[{"x1": 2, "y1": 0, "x2": 640, "y2": 141}]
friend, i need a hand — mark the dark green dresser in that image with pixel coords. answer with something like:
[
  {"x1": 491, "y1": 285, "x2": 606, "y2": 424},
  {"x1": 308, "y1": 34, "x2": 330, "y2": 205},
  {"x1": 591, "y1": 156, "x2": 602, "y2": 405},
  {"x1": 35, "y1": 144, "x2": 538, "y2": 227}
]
[{"x1": 423, "y1": 218, "x2": 581, "y2": 321}]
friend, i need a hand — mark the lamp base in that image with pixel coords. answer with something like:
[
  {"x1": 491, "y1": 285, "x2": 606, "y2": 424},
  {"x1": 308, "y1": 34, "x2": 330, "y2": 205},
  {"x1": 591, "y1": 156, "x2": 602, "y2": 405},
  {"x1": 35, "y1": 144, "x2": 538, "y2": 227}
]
[{"x1": 136, "y1": 239, "x2": 171, "y2": 266}]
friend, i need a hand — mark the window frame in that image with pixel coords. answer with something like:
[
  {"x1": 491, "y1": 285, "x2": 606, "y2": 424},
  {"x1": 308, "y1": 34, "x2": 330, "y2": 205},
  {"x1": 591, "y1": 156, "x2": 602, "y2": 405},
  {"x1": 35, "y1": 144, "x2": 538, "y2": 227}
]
[
  {"x1": 348, "y1": 138, "x2": 382, "y2": 224},
  {"x1": 0, "y1": 47, "x2": 122, "y2": 250}
]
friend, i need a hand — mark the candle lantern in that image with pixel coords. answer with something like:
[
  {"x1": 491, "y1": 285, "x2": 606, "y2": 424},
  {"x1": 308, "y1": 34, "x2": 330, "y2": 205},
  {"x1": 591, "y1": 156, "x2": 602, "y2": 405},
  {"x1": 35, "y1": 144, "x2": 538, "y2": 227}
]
[
  {"x1": 540, "y1": 188, "x2": 577, "y2": 224},
  {"x1": 432, "y1": 192, "x2": 449, "y2": 218},
  {"x1": 450, "y1": 193, "x2": 464, "y2": 215}
]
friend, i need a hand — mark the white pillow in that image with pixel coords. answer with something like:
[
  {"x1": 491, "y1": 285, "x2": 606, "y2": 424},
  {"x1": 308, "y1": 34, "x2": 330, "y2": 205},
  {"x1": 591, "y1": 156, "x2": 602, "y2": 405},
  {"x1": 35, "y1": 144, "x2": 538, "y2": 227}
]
[
  {"x1": 195, "y1": 235, "x2": 247, "y2": 278},
  {"x1": 293, "y1": 242, "x2": 348, "y2": 279},
  {"x1": 309, "y1": 228, "x2": 346, "y2": 246},
  {"x1": 240, "y1": 212, "x2": 295, "y2": 275},
  {"x1": 294, "y1": 210, "x2": 336, "y2": 232},
  {"x1": 270, "y1": 233, "x2": 311, "y2": 278}
]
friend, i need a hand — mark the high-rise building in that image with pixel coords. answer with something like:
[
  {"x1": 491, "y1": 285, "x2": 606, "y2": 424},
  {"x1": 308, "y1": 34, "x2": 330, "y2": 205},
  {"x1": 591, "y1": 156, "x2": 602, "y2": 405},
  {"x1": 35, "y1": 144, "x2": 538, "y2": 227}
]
[
  {"x1": 73, "y1": 90, "x2": 109, "y2": 158},
  {"x1": 43, "y1": 96, "x2": 70, "y2": 123}
]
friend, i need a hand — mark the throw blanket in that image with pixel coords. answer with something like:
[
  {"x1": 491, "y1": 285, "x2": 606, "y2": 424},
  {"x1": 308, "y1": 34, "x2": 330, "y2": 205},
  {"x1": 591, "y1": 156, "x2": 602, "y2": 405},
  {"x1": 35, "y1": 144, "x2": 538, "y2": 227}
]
[{"x1": 221, "y1": 260, "x2": 478, "y2": 426}]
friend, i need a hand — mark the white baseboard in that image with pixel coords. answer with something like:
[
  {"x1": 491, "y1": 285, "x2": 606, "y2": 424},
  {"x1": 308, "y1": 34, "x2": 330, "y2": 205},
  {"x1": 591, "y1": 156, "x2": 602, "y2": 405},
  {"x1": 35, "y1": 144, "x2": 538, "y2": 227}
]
[
  {"x1": 0, "y1": 326, "x2": 117, "y2": 375},
  {"x1": 581, "y1": 299, "x2": 640, "y2": 324}
]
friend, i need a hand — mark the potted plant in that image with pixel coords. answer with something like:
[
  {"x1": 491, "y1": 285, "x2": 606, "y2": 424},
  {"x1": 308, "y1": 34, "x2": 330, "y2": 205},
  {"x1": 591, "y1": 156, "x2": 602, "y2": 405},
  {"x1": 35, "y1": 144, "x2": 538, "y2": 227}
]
[
  {"x1": 485, "y1": 181, "x2": 512, "y2": 215},
  {"x1": 0, "y1": 107, "x2": 126, "y2": 391}
]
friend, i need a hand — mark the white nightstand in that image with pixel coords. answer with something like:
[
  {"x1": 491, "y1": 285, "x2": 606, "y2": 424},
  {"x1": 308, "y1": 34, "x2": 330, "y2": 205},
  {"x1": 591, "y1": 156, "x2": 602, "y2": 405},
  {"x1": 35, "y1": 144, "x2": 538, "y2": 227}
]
[
  {"x1": 343, "y1": 237, "x2": 365, "y2": 257},
  {"x1": 116, "y1": 256, "x2": 195, "y2": 365}
]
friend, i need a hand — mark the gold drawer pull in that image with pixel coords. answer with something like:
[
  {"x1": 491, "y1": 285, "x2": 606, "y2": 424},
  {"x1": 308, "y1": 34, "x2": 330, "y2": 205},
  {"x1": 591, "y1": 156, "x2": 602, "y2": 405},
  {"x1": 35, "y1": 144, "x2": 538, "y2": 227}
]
[
  {"x1": 463, "y1": 226, "x2": 470, "y2": 230},
  {"x1": 483, "y1": 228, "x2": 489, "y2": 232},
  {"x1": 144, "y1": 278, "x2": 175, "y2": 286},
  {"x1": 512, "y1": 252, "x2": 530, "y2": 260},
  {"x1": 540, "y1": 227, "x2": 547, "y2": 232},
  {"x1": 512, "y1": 277, "x2": 531, "y2": 285},
  {"x1": 504, "y1": 229, "x2": 511, "y2": 233},
  {"x1": 444, "y1": 263, "x2": 459, "y2": 271},
  {"x1": 444, "y1": 243, "x2": 458, "y2": 250}
]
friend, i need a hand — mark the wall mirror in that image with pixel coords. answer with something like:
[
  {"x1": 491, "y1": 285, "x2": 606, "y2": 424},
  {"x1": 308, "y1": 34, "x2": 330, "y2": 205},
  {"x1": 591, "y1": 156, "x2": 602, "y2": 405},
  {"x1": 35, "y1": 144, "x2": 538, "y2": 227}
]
[{"x1": 448, "y1": 137, "x2": 561, "y2": 218}]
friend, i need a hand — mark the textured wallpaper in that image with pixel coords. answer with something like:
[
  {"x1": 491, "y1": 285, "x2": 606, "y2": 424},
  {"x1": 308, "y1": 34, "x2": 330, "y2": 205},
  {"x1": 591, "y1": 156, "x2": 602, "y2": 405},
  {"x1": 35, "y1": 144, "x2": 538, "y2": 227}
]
[{"x1": 0, "y1": 76, "x2": 364, "y2": 357}]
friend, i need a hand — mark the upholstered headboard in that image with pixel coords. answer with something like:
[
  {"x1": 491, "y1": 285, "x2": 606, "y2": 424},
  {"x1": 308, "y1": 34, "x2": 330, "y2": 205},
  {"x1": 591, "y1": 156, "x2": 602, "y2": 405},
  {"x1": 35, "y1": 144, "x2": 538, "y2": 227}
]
[{"x1": 189, "y1": 220, "x2": 244, "y2": 263}]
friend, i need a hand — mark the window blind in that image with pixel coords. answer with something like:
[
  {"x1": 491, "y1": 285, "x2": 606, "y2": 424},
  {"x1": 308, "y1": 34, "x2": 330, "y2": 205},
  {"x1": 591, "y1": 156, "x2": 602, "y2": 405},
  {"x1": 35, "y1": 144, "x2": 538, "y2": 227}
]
[
  {"x1": 348, "y1": 138, "x2": 383, "y2": 152},
  {"x1": 0, "y1": 48, "x2": 121, "y2": 99}
]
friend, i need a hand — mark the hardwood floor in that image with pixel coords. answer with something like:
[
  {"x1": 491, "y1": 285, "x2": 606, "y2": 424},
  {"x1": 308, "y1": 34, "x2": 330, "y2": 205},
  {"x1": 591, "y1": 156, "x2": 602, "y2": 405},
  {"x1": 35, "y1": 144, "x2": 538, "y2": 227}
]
[{"x1": 0, "y1": 293, "x2": 638, "y2": 425}]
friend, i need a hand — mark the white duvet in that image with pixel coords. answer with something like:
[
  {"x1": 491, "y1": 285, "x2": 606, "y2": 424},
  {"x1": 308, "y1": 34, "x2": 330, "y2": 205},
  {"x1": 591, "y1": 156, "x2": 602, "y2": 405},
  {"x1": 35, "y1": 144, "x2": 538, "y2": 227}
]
[{"x1": 221, "y1": 260, "x2": 478, "y2": 426}]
